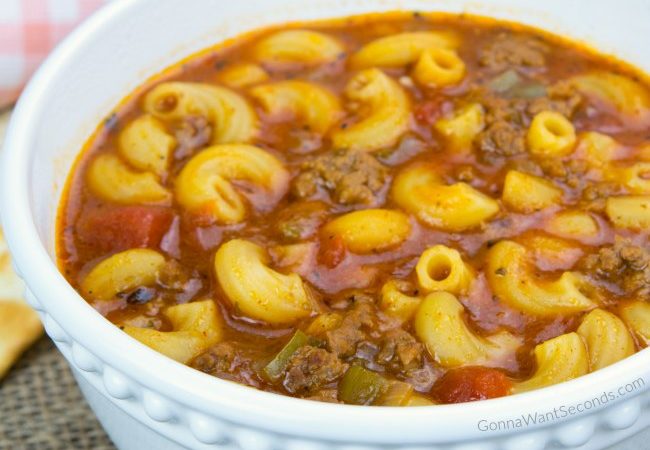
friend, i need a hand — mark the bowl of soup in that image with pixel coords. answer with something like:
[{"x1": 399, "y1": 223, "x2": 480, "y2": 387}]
[{"x1": 3, "y1": 0, "x2": 650, "y2": 449}]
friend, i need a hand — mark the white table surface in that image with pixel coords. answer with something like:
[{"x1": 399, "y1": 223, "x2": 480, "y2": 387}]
[{"x1": 0, "y1": 108, "x2": 646, "y2": 450}]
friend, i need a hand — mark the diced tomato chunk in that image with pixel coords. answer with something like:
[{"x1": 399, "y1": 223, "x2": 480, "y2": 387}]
[
  {"x1": 318, "y1": 234, "x2": 347, "y2": 268},
  {"x1": 432, "y1": 366, "x2": 512, "y2": 404},
  {"x1": 77, "y1": 205, "x2": 174, "y2": 252}
]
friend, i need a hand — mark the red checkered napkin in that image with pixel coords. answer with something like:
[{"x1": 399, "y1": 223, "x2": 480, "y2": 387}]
[{"x1": 0, "y1": 0, "x2": 107, "y2": 109}]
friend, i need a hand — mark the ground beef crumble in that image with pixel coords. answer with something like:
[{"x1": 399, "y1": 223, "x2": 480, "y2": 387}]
[
  {"x1": 476, "y1": 119, "x2": 526, "y2": 161},
  {"x1": 538, "y1": 158, "x2": 588, "y2": 188},
  {"x1": 283, "y1": 346, "x2": 348, "y2": 396},
  {"x1": 479, "y1": 32, "x2": 549, "y2": 71},
  {"x1": 473, "y1": 94, "x2": 531, "y2": 162},
  {"x1": 527, "y1": 82, "x2": 582, "y2": 118},
  {"x1": 377, "y1": 328, "x2": 424, "y2": 372},
  {"x1": 325, "y1": 295, "x2": 376, "y2": 357},
  {"x1": 291, "y1": 149, "x2": 389, "y2": 205},
  {"x1": 190, "y1": 342, "x2": 263, "y2": 388},
  {"x1": 579, "y1": 237, "x2": 650, "y2": 297}
]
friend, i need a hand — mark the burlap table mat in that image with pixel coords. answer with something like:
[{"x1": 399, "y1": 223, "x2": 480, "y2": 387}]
[{"x1": 0, "y1": 337, "x2": 115, "y2": 449}]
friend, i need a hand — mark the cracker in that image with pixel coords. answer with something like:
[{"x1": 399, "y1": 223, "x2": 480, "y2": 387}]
[
  {"x1": 0, "y1": 228, "x2": 43, "y2": 378},
  {"x1": 0, "y1": 302, "x2": 43, "y2": 377}
]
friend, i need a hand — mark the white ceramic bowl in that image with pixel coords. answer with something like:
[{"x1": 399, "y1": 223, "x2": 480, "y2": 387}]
[{"x1": 3, "y1": 1, "x2": 650, "y2": 449}]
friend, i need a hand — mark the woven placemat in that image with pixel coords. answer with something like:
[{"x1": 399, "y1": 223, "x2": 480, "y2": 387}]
[{"x1": 0, "y1": 337, "x2": 115, "y2": 450}]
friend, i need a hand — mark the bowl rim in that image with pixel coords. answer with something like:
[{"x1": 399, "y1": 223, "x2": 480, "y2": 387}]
[{"x1": 2, "y1": 0, "x2": 650, "y2": 444}]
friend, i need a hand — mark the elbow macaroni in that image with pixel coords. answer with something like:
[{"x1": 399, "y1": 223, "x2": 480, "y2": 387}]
[
  {"x1": 412, "y1": 48, "x2": 466, "y2": 88},
  {"x1": 513, "y1": 333, "x2": 589, "y2": 393},
  {"x1": 320, "y1": 209, "x2": 411, "y2": 254},
  {"x1": 414, "y1": 292, "x2": 520, "y2": 368},
  {"x1": 87, "y1": 154, "x2": 171, "y2": 205},
  {"x1": 570, "y1": 71, "x2": 650, "y2": 119},
  {"x1": 434, "y1": 103, "x2": 485, "y2": 151},
  {"x1": 250, "y1": 80, "x2": 342, "y2": 134},
  {"x1": 605, "y1": 196, "x2": 650, "y2": 229},
  {"x1": 620, "y1": 301, "x2": 650, "y2": 345},
  {"x1": 175, "y1": 144, "x2": 289, "y2": 224},
  {"x1": 577, "y1": 309, "x2": 635, "y2": 370},
  {"x1": 415, "y1": 245, "x2": 474, "y2": 295},
  {"x1": 270, "y1": 242, "x2": 317, "y2": 277},
  {"x1": 380, "y1": 279, "x2": 421, "y2": 323},
  {"x1": 330, "y1": 69, "x2": 410, "y2": 152},
  {"x1": 608, "y1": 162, "x2": 650, "y2": 194},
  {"x1": 577, "y1": 131, "x2": 620, "y2": 168},
  {"x1": 525, "y1": 235, "x2": 581, "y2": 269},
  {"x1": 253, "y1": 30, "x2": 344, "y2": 65},
  {"x1": 143, "y1": 82, "x2": 258, "y2": 144},
  {"x1": 214, "y1": 239, "x2": 315, "y2": 324},
  {"x1": 546, "y1": 210, "x2": 600, "y2": 240},
  {"x1": 124, "y1": 300, "x2": 222, "y2": 364},
  {"x1": 351, "y1": 31, "x2": 459, "y2": 69},
  {"x1": 217, "y1": 63, "x2": 269, "y2": 89},
  {"x1": 118, "y1": 115, "x2": 175, "y2": 177},
  {"x1": 527, "y1": 111, "x2": 576, "y2": 157},
  {"x1": 306, "y1": 312, "x2": 343, "y2": 336},
  {"x1": 502, "y1": 170, "x2": 563, "y2": 213},
  {"x1": 392, "y1": 163, "x2": 499, "y2": 231},
  {"x1": 81, "y1": 249, "x2": 166, "y2": 301},
  {"x1": 487, "y1": 240, "x2": 595, "y2": 316}
]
